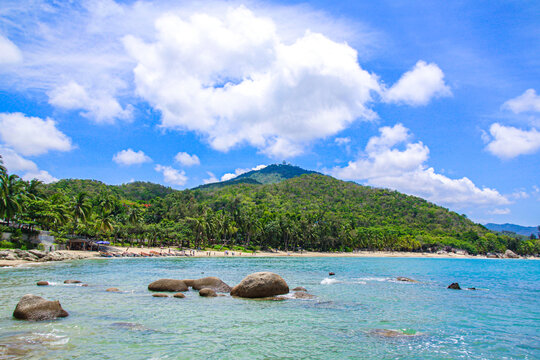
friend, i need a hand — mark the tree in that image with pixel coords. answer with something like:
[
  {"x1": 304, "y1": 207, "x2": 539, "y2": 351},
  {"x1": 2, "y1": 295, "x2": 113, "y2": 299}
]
[
  {"x1": 72, "y1": 192, "x2": 91, "y2": 224},
  {"x1": 0, "y1": 173, "x2": 25, "y2": 226}
]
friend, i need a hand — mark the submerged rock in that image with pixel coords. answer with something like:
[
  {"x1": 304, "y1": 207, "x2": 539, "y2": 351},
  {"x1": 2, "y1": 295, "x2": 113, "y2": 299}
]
[
  {"x1": 106, "y1": 288, "x2": 120, "y2": 292},
  {"x1": 36, "y1": 281, "x2": 49, "y2": 286},
  {"x1": 13, "y1": 294, "x2": 69, "y2": 320},
  {"x1": 173, "y1": 293, "x2": 186, "y2": 298},
  {"x1": 111, "y1": 322, "x2": 149, "y2": 331},
  {"x1": 199, "y1": 288, "x2": 217, "y2": 297},
  {"x1": 64, "y1": 280, "x2": 82, "y2": 284},
  {"x1": 396, "y1": 277, "x2": 419, "y2": 283},
  {"x1": 0, "y1": 331, "x2": 69, "y2": 358},
  {"x1": 448, "y1": 283, "x2": 461, "y2": 290},
  {"x1": 292, "y1": 291, "x2": 315, "y2": 299},
  {"x1": 152, "y1": 293, "x2": 168, "y2": 298},
  {"x1": 328, "y1": 272, "x2": 335, "y2": 276},
  {"x1": 148, "y1": 279, "x2": 188, "y2": 292},
  {"x1": 370, "y1": 329, "x2": 421, "y2": 338},
  {"x1": 292, "y1": 286, "x2": 307, "y2": 292},
  {"x1": 231, "y1": 272, "x2": 289, "y2": 298},
  {"x1": 190, "y1": 277, "x2": 232, "y2": 292}
]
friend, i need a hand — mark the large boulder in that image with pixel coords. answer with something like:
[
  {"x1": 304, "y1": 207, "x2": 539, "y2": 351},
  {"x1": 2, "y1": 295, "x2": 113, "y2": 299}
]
[
  {"x1": 190, "y1": 277, "x2": 232, "y2": 293},
  {"x1": 230, "y1": 272, "x2": 289, "y2": 298},
  {"x1": 504, "y1": 249, "x2": 519, "y2": 259},
  {"x1": 13, "y1": 294, "x2": 69, "y2": 320},
  {"x1": 199, "y1": 288, "x2": 217, "y2": 297},
  {"x1": 148, "y1": 279, "x2": 188, "y2": 292}
]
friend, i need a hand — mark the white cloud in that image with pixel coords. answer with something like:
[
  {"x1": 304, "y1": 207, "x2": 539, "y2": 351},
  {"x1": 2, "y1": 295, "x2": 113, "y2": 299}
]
[
  {"x1": 502, "y1": 89, "x2": 540, "y2": 114},
  {"x1": 0, "y1": 35, "x2": 22, "y2": 64},
  {"x1": 155, "y1": 164, "x2": 187, "y2": 186},
  {"x1": 174, "y1": 152, "x2": 200, "y2": 167},
  {"x1": 203, "y1": 171, "x2": 219, "y2": 184},
  {"x1": 0, "y1": 146, "x2": 38, "y2": 172},
  {"x1": 332, "y1": 124, "x2": 509, "y2": 207},
  {"x1": 484, "y1": 123, "x2": 540, "y2": 159},
  {"x1": 220, "y1": 164, "x2": 267, "y2": 181},
  {"x1": 0, "y1": 112, "x2": 73, "y2": 156},
  {"x1": 383, "y1": 60, "x2": 451, "y2": 106},
  {"x1": 113, "y1": 148, "x2": 151, "y2": 166},
  {"x1": 22, "y1": 170, "x2": 58, "y2": 184},
  {"x1": 335, "y1": 137, "x2": 351, "y2": 146},
  {"x1": 124, "y1": 6, "x2": 381, "y2": 157},
  {"x1": 488, "y1": 208, "x2": 511, "y2": 215},
  {"x1": 49, "y1": 81, "x2": 133, "y2": 123}
]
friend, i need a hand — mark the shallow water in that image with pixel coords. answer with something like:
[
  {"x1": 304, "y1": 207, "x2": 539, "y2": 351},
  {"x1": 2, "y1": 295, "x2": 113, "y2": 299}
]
[{"x1": 0, "y1": 257, "x2": 539, "y2": 359}]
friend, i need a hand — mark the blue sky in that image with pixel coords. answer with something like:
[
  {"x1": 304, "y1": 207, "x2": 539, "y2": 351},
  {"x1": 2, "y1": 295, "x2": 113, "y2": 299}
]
[{"x1": 0, "y1": 0, "x2": 538, "y2": 226}]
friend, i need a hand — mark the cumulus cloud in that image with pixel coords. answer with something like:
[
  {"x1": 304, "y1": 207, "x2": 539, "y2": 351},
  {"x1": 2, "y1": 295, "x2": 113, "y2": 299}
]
[
  {"x1": 484, "y1": 123, "x2": 540, "y2": 159},
  {"x1": 502, "y1": 89, "x2": 540, "y2": 114},
  {"x1": 124, "y1": 6, "x2": 381, "y2": 157},
  {"x1": 0, "y1": 146, "x2": 38, "y2": 173},
  {"x1": 0, "y1": 112, "x2": 73, "y2": 156},
  {"x1": 22, "y1": 170, "x2": 58, "y2": 184},
  {"x1": 383, "y1": 60, "x2": 451, "y2": 106},
  {"x1": 49, "y1": 81, "x2": 133, "y2": 123},
  {"x1": 155, "y1": 164, "x2": 187, "y2": 186},
  {"x1": 335, "y1": 137, "x2": 351, "y2": 146},
  {"x1": 220, "y1": 164, "x2": 267, "y2": 181},
  {"x1": 113, "y1": 148, "x2": 151, "y2": 165},
  {"x1": 0, "y1": 35, "x2": 22, "y2": 64},
  {"x1": 488, "y1": 208, "x2": 511, "y2": 215},
  {"x1": 332, "y1": 124, "x2": 509, "y2": 207},
  {"x1": 175, "y1": 152, "x2": 200, "y2": 167},
  {"x1": 203, "y1": 171, "x2": 219, "y2": 184}
]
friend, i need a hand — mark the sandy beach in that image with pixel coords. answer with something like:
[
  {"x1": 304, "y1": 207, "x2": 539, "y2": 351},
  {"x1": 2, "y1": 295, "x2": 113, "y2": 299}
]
[{"x1": 1, "y1": 247, "x2": 536, "y2": 268}]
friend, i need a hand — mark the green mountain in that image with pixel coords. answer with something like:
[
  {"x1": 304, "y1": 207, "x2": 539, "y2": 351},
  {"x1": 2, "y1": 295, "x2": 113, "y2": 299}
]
[
  {"x1": 195, "y1": 164, "x2": 317, "y2": 190},
  {"x1": 28, "y1": 164, "x2": 538, "y2": 254}
]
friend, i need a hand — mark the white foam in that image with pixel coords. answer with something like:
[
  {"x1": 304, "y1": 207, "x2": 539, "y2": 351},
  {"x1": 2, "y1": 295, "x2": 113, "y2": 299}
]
[{"x1": 321, "y1": 278, "x2": 341, "y2": 285}]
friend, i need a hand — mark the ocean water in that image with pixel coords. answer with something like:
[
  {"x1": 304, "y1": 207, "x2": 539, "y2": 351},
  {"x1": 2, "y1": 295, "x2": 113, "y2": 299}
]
[{"x1": 0, "y1": 257, "x2": 539, "y2": 359}]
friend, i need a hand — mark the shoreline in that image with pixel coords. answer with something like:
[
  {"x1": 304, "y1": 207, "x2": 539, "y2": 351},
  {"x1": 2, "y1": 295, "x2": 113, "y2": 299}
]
[{"x1": 1, "y1": 247, "x2": 537, "y2": 267}]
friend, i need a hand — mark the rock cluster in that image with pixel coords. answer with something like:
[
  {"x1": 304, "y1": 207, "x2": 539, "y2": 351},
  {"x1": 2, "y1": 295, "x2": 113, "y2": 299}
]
[
  {"x1": 0, "y1": 249, "x2": 88, "y2": 263},
  {"x1": 148, "y1": 279, "x2": 188, "y2": 292}
]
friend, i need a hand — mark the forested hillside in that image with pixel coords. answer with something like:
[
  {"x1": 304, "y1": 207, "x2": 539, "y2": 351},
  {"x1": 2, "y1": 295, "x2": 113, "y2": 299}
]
[{"x1": 2, "y1": 158, "x2": 538, "y2": 255}]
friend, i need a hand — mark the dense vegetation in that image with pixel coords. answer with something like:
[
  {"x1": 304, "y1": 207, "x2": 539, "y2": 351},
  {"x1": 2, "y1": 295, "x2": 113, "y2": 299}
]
[{"x1": 1, "y1": 156, "x2": 539, "y2": 255}]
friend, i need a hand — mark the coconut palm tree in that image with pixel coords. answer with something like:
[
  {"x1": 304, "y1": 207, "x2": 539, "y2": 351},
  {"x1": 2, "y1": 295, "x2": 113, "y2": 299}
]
[
  {"x1": 72, "y1": 192, "x2": 91, "y2": 224},
  {"x1": 0, "y1": 173, "x2": 25, "y2": 226}
]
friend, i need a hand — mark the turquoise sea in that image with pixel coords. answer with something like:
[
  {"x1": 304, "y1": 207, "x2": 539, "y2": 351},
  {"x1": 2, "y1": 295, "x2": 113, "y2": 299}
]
[{"x1": 1, "y1": 257, "x2": 539, "y2": 359}]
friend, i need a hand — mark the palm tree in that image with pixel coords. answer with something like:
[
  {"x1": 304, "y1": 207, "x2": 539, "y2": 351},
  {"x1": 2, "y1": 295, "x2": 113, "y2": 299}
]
[
  {"x1": 0, "y1": 173, "x2": 25, "y2": 226},
  {"x1": 72, "y1": 192, "x2": 91, "y2": 225},
  {"x1": 95, "y1": 209, "x2": 114, "y2": 238}
]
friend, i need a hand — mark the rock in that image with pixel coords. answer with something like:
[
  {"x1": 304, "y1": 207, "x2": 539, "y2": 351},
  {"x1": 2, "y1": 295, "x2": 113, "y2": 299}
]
[
  {"x1": 448, "y1": 283, "x2": 461, "y2": 290},
  {"x1": 396, "y1": 277, "x2": 419, "y2": 283},
  {"x1": 504, "y1": 249, "x2": 519, "y2": 259},
  {"x1": 292, "y1": 291, "x2": 315, "y2": 299},
  {"x1": 152, "y1": 293, "x2": 168, "y2": 298},
  {"x1": 173, "y1": 293, "x2": 186, "y2": 298},
  {"x1": 13, "y1": 294, "x2": 69, "y2": 320},
  {"x1": 28, "y1": 250, "x2": 46, "y2": 258},
  {"x1": 486, "y1": 253, "x2": 498, "y2": 258},
  {"x1": 190, "y1": 277, "x2": 232, "y2": 292},
  {"x1": 329, "y1": 272, "x2": 335, "y2": 276},
  {"x1": 230, "y1": 272, "x2": 289, "y2": 298},
  {"x1": 106, "y1": 288, "x2": 120, "y2": 292},
  {"x1": 64, "y1": 280, "x2": 82, "y2": 284},
  {"x1": 81, "y1": 284, "x2": 88, "y2": 287},
  {"x1": 36, "y1": 281, "x2": 49, "y2": 286},
  {"x1": 182, "y1": 279, "x2": 195, "y2": 287},
  {"x1": 148, "y1": 279, "x2": 188, "y2": 292},
  {"x1": 292, "y1": 286, "x2": 307, "y2": 292},
  {"x1": 199, "y1": 288, "x2": 217, "y2": 297},
  {"x1": 370, "y1": 329, "x2": 421, "y2": 338}
]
